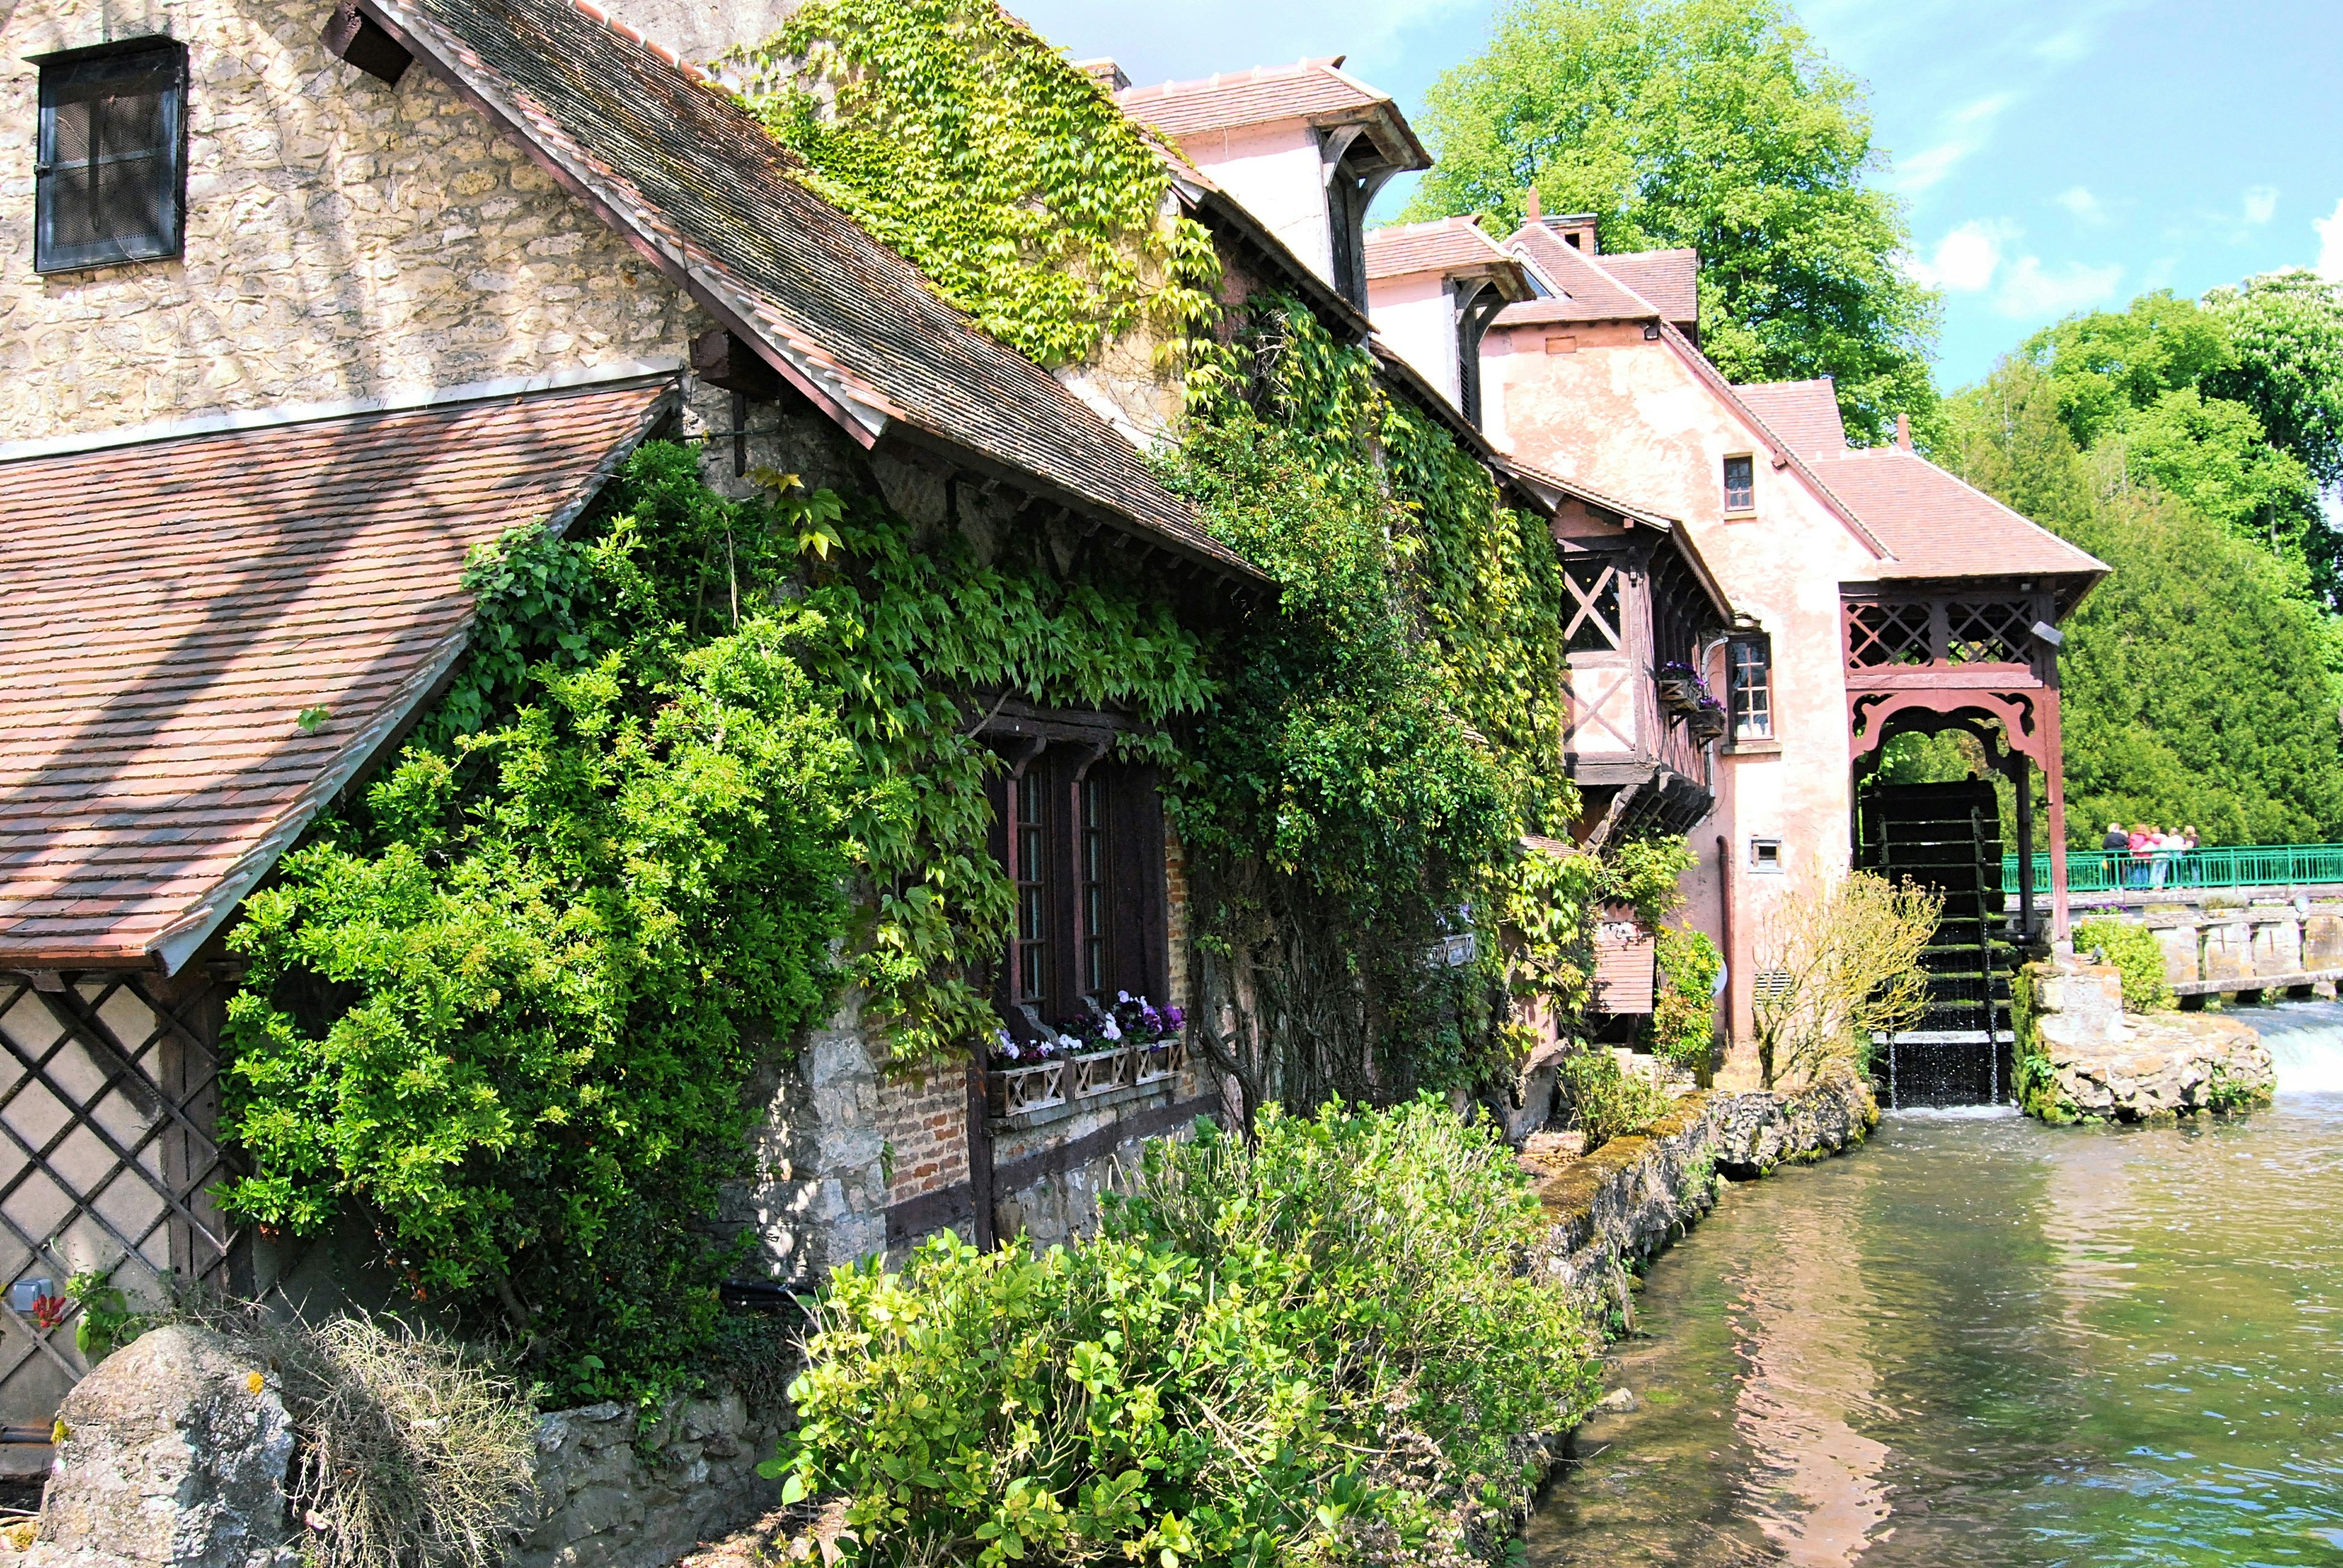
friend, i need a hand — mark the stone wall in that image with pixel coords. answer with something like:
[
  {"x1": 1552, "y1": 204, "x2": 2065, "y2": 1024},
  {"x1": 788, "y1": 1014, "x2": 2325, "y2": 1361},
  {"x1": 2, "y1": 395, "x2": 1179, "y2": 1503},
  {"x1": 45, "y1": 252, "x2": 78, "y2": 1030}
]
[
  {"x1": 513, "y1": 1394, "x2": 785, "y2": 1568},
  {"x1": 0, "y1": 0, "x2": 709, "y2": 444},
  {"x1": 1524, "y1": 1077, "x2": 1878, "y2": 1323},
  {"x1": 2018, "y1": 956, "x2": 2275, "y2": 1123}
]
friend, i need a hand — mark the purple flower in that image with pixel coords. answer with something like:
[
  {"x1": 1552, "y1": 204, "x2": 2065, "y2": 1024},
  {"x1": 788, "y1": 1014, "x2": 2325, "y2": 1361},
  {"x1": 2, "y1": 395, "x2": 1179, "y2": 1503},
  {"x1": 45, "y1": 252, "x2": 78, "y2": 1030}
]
[
  {"x1": 1163, "y1": 1006, "x2": 1185, "y2": 1031},
  {"x1": 1141, "y1": 1002, "x2": 1164, "y2": 1036}
]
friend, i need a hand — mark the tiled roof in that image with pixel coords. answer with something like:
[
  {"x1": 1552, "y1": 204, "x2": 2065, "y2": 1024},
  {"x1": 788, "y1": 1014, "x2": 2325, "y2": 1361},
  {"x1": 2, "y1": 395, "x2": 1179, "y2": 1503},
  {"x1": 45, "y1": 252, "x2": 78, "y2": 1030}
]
[
  {"x1": 1118, "y1": 57, "x2": 1428, "y2": 169},
  {"x1": 1590, "y1": 249, "x2": 1698, "y2": 327},
  {"x1": 1804, "y1": 448, "x2": 2108, "y2": 582},
  {"x1": 1496, "y1": 223, "x2": 1662, "y2": 325},
  {"x1": 0, "y1": 381, "x2": 673, "y2": 973},
  {"x1": 1733, "y1": 379, "x2": 1847, "y2": 458},
  {"x1": 364, "y1": 0, "x2": 1264, "y2": 586},
  {"x1": 1364, "y1": 218, "x2": 1532, "y2": 298}
]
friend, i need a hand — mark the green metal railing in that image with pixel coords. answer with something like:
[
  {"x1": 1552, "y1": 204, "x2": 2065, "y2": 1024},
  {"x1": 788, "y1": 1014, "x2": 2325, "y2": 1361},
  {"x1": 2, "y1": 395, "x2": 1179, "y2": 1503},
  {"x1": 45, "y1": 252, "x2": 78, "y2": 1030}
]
[{"x1": 2002, "y1": 842, "x2": 2343, "y2": 895}]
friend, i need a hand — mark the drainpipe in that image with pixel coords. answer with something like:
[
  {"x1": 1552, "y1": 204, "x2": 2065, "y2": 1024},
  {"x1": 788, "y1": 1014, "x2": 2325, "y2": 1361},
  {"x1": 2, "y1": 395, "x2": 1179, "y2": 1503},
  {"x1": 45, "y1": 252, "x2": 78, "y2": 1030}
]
[{"x1": 1717, "y1": 832, "x2": 1734, "y2": 1050}]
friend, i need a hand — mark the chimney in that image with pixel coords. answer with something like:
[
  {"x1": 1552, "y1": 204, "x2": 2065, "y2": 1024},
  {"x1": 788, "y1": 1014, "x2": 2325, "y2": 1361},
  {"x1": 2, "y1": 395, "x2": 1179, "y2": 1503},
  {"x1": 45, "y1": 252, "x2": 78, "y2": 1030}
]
[
  {"x1": 1076, "y1": 57, "x2": 1130, "y2": 93},
  {"x1": 1895, "y1": 412, "x2": 1912, "y2": 451},
  {"x1": 1547, "y1": 212, "x2": 1599, "y2": 253},
  {"x1": 1524, "y1": 185, "x2": 1542, "y2": 223}
]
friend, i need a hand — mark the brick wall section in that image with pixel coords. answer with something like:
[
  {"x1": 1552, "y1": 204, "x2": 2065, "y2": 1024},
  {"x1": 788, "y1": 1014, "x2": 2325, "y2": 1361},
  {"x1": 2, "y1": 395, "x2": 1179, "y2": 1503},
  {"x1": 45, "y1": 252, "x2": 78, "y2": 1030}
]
[
  {"x1": 0, "y1": 0, "x2": 707, "y2": 442},
  {"x1": 873, "y1": 1064, "x2": 970, "y2": 1207}
]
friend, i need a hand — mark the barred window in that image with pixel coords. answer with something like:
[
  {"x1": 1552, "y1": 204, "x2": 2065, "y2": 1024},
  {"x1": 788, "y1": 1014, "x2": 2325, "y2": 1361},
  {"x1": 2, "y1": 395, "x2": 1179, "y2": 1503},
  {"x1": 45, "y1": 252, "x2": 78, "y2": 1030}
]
[
  {"x1": 1728, "y1": 636, "x2": 1774, "y2": 740},
  {"x1": 1723, "y1": 453, "x2": 1756, "y2": 513},
  {"x1": 36, "y1": 39, "x2": 188, "y2": 274}
]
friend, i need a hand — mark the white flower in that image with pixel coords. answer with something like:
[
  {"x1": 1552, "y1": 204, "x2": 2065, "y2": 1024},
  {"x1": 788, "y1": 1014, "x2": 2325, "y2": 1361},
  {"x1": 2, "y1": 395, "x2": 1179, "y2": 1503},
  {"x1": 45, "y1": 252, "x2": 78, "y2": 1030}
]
[
  {"x1": 1118, "y1": 991, "x2": 1132, "y2": 1004},
  {"x1": 1058, "y1": 1034, "x2": 1082, "y2": 1053},
  {"x1": 1101, "y1": 1018, "x2": 1122, "y2": 1041}
]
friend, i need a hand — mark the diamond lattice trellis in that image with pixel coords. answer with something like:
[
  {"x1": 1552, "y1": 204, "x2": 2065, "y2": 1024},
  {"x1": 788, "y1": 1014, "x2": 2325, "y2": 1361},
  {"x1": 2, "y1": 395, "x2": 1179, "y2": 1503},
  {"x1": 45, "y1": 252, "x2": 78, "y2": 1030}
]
[{"x1": 0, "y1": 973, "x2": 243, "y2": 1425}]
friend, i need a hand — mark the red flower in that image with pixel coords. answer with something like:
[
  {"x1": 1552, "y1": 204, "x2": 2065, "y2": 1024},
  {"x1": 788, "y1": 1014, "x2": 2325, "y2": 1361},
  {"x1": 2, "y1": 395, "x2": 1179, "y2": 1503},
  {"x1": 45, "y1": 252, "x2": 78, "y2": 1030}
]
[{"x1": 29, "y1": 1294, "x2": 68, "y2": 1333}]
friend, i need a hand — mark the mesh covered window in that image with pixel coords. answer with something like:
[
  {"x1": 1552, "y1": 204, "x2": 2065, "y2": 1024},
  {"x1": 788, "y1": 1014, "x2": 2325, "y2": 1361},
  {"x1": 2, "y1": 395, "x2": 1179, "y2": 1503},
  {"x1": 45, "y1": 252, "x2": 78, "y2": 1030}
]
[{"x1": 36, "y1": 39, "x2": 187, "y2": 274}]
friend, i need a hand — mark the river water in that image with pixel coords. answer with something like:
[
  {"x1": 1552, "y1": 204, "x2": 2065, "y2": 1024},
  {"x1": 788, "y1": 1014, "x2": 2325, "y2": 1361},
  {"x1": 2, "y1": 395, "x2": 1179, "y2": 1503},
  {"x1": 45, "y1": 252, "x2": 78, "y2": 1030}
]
[{"x1": 1525, "y1": 1001, "x2": 2343, "y2": 1568}]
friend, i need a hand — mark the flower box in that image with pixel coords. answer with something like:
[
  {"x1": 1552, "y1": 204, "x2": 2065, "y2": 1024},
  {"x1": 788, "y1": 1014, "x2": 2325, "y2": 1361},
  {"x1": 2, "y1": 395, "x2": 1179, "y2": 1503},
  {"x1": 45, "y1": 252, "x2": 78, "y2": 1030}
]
[
  {"x1": 1687, "y1": 705, "x2": 1728, "y2": 742},
  {"x1": 1655, "y1": 677, "x2": 1699, "y2": 714},
  {"x1": 986, "y1": 1060, "x2": 1066, "y2": 1119},
  {"x1": 1069, "y1": 1046, "x2": 1135, "y2": 1099},
  {"x1": 1135, "y1": 1035, "x2": 1185, "y2": 1085}
]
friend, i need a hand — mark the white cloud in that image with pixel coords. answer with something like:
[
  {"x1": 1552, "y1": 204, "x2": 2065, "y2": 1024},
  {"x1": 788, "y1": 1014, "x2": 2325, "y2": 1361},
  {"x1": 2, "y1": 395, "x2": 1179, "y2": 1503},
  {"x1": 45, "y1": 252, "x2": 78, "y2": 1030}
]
[
  {"x1": 1892, "y1": 92, "x2": 2017, "y2": 195},
  {"x1": 1994, "y1": 256, "x2": 2125, "y2": 318},
  {"x1": 2054, "y1": 186, "x2": 2107, "y2": 226},
  {"x1": 2315, "y1": 198, "x2": 2343, "y2": 281},
  {"x1": 2243, "y1": 185, "x2": 2281, "y2": 226},
  {"x1": 1906, "y1": 221, "x2": 2010, "y2": 292}
]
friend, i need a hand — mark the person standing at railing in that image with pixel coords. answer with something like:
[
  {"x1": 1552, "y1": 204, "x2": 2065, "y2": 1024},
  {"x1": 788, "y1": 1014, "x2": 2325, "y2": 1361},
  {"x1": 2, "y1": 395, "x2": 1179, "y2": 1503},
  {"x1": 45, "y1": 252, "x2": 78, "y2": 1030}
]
[
  {"x1": 2183, "y1": 825, "x2": 2201, "y2": 887},
  {"x1": 2104, "y1": 822, "x2": 2129, "y2": 888},
  {"x1": 2151, "y1": 826, "x2": 2181, "y2": 890},
  {"x1": 2128, "y1": 823, "x2": 2153, "y2": 889}
]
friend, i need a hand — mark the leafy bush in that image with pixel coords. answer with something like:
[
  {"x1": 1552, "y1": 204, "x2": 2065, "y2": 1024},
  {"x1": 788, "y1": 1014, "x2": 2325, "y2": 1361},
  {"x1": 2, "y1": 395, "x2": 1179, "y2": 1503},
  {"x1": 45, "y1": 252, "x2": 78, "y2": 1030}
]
[
  {"x1": 1650, "y1": 925, "x2": 1723, "y2": 1071},
  {"x1": 765, "y1": 1099, "x2": 1601, "y2": 1564},
  {"x1": 2075, "y1": 918, "x2": 2175, "y2": 1013},
  {"x1": 1558, "y1": 1047, "x2": 1670, "y2": 1151},
  {"x1": 1752, "y1": 872, "x2": 1942, "y2": 1091}
]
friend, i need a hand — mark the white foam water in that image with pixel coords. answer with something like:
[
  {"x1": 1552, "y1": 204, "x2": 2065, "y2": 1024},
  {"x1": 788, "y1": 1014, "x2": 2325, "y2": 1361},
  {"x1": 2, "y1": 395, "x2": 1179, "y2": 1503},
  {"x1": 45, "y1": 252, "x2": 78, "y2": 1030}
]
[
  {"x1": 2241, "y1": 1000, "x2": 2343, "y2": 1096},
  {"x1": 1888, "y1": 1102, "x2": 2021, "y2": 1122}
]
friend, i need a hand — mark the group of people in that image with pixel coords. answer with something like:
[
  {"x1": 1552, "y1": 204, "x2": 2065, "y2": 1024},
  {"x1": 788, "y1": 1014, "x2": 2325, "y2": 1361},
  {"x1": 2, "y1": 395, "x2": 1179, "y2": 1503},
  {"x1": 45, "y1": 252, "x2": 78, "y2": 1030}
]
[{"x1": 2102, "y1": 822, "x2": 2201, "y2": 889}]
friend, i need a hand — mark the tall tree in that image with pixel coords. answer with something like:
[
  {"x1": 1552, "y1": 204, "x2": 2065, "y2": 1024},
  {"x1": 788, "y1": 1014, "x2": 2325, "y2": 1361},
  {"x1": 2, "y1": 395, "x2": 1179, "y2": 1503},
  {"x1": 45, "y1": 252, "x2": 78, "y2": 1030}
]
[
  {"x1": 2023, "y1": 290, "x2": 2333, "y2": 599},
  {"x1": 2203, "y1": 270, "x2": 2343, "y2": 492},
  {"x1": 1942, "y1": 360, "x2": 2343, "y2": 846},
  {"x1": 1401, "y1": 0, "x2": 1938, "y2": 443}
]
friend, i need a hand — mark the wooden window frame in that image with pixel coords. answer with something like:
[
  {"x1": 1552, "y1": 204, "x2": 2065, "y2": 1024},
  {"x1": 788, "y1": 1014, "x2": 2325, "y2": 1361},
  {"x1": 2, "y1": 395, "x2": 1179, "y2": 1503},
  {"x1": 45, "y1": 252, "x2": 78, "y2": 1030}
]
[
  {"x1": 984, "y1": 705, "x2": 1171, "y2": 1039},
  {"x1": 1722, "y1": 452, "x2": 1757, "y2": 516},
  {"x1": 1727, "y1": 635, "x2": 1774, "y2": 740}
]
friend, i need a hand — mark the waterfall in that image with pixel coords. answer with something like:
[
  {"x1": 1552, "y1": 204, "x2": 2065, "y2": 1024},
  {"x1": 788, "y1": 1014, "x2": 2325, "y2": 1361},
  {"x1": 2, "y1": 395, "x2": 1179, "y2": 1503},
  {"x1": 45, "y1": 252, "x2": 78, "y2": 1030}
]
[{"x1": 2247, "y1": 1001, "x2": 2343, "y2": 1095}]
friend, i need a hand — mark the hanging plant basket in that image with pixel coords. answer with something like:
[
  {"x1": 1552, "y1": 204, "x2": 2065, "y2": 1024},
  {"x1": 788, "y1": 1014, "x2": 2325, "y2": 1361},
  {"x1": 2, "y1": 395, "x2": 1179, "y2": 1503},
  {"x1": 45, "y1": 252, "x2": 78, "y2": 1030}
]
[
  {"x1": 1688, "y1": 705, "x2": 1728, "y2": 742},
  {"x1": 1655, "y1": 674, "x2": 1700, "y2": 713}
]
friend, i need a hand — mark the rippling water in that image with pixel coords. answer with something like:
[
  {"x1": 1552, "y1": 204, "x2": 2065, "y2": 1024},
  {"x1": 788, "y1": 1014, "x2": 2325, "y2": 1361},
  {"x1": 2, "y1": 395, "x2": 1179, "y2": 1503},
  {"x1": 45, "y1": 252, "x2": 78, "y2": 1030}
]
[{"x1": 1524, "y1": 1002, "x2": 2343, "y2": 1568}]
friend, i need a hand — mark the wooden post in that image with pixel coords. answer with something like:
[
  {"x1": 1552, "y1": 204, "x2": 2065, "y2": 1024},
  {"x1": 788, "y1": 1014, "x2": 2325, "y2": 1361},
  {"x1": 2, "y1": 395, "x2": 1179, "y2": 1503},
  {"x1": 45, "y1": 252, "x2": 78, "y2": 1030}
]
[
  {"x1": 965, "y1": 1047, "x2": 997, "y2": 1250},
  {"x1": 2012, "y1": 752, "x2": 2036, "y2": 945},
  {"x1": 2044, "y1": 690, "x2": 2071, "y2": 942}
]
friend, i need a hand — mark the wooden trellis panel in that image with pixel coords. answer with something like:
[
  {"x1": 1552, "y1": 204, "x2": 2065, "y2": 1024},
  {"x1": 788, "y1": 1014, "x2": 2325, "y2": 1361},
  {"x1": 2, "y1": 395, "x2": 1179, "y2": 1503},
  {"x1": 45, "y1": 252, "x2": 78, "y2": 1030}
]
[{"x1": 0, "y1": 972, "x2": 244, "y2": 1426}]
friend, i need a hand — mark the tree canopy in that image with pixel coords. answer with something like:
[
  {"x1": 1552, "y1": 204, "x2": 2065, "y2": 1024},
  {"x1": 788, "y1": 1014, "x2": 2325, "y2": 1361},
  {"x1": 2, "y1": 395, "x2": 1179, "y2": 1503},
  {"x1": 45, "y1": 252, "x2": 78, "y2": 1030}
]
[
  {"x1": 2019, "y1": 282, "x2": 2340, "y2": 603},
  {"x1": 1400, "y1": 0, "x2": 1938, "y2": 443},
  {"x1": 1941, "y1": 359, "x2": 2343, "y2": 846}
]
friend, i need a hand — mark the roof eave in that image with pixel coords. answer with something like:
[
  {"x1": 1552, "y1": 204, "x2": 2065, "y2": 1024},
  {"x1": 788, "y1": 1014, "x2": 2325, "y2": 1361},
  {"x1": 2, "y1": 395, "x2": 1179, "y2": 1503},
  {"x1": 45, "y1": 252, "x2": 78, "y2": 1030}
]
[{"x1": 49, "y1": 380, "x2": 677, "y2": 979}]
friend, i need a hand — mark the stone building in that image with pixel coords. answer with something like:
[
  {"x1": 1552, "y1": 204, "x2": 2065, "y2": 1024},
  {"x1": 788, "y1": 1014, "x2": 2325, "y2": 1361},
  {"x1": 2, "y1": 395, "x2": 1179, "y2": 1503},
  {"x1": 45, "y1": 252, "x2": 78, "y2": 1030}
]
[{"x1": 0, "y1": 0, "x2": 1265, "y2": 1444}]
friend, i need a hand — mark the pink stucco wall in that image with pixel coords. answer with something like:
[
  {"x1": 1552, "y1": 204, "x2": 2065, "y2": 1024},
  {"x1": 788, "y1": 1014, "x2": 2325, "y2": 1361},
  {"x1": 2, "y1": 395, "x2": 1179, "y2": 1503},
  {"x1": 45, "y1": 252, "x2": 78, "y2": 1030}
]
[{"x1": 1486, "y1": 322, "x2": 1889, "y2": 1079}]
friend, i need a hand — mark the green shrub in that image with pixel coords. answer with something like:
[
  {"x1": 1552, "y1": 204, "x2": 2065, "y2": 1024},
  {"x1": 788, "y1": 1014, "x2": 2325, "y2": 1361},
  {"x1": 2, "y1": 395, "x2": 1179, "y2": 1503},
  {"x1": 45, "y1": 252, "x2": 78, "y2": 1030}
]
[
  {"x1": 1650, "y1": 926, "x2": 1723, "y2": 1072},
  {"x1": 2076, "y1": 918, "x2": 2175, "y2": 1012},
  {"x1": 1558, "y1": 1047, "x2": 1670, "y2": 1151},
  {"x1": 765, "y1": 1098, "x2": 1601, "y2": 1564}
]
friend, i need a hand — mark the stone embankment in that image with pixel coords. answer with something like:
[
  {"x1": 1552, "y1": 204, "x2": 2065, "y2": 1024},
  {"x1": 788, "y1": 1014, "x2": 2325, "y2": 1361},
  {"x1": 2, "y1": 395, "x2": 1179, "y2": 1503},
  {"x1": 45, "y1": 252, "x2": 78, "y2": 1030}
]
[
  {"x1": 1522, "y1": 1076, "x2": 1877, "y2": 1325},
  {"x1": 2020, "y1": 958, "x2": 2275, "y2": 1123}
]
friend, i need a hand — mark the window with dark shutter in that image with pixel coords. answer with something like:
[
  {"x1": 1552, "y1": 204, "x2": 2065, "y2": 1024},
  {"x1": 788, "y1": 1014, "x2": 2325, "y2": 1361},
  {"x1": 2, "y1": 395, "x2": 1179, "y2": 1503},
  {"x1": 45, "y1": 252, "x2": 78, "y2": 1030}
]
[
  {"x1": 1722, "y1": 454, "x2": 1756, "y2": 514},
  {"x1": 36, "y1": 38, "x2": 188, "y2": 274}
]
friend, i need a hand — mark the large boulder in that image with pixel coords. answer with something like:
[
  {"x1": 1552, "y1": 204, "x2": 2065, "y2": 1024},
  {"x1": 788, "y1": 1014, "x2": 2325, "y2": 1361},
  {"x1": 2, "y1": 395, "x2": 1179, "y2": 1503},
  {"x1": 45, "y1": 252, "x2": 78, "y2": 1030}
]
[{"x1": 27, "y1": 1326, "x2": 293, "y2": 1568}]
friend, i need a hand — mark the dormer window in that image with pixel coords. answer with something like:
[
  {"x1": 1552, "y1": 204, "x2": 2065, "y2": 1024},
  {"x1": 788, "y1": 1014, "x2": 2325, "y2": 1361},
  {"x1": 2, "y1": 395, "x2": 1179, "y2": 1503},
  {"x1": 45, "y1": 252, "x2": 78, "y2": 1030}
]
[
  {"x1": 1723, "y1": 454, "x2": 1756, "y2": 514},
  {"x1": 1322, "y1": 128, "x2": 1398, "y2": 309},
  {"x1": 34, "y1": 38, "x2": 188, "y2": 274}
]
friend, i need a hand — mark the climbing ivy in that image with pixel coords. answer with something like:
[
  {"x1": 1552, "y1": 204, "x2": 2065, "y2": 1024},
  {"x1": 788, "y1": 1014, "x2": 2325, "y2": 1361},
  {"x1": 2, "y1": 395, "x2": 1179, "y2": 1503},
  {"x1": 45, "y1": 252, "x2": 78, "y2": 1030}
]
[
  {"x1": 1165, "y1": 299, "x2": 1587, "y2": 1105},
  {"x1": 220, "y1": 444, "x2": 1213, "y2": 1404},
  {"x1": 730, "y1": 0, "x2": 1221, "y2": 367}
]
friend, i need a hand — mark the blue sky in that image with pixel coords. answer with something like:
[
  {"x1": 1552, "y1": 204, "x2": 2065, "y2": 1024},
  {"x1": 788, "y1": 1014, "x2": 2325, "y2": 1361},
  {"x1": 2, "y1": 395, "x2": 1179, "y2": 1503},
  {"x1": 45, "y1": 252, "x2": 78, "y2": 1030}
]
[{"x1": 1010, "y1": 0, "x2": 2343, "y2": 388}]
